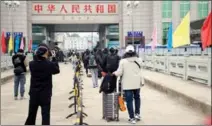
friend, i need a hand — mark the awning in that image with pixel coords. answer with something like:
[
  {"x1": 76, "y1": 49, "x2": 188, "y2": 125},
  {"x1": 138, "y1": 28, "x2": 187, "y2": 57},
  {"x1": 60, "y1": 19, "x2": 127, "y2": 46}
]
[
  {"x1": 190, "y1": 18, "x2": 205, "y2": 30},
  {"x1": 106, "y1": 34, "x2": 119, "y2": 39}
]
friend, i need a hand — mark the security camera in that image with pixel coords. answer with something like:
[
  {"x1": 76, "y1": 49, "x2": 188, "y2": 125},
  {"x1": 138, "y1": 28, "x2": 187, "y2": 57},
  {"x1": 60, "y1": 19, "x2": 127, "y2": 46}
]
[
  {"x1": 126, "y1": 1, "x2": 131, "y2": 8},
  {"x1": 4, "y1": 1, "x2": 12, "y2": 6},
  {"x1": 134, "y1": 1, "x2": 140, "y2": 7},
  {"x1": 13, "y1": 1, "x2": 20, "y2": 6}
]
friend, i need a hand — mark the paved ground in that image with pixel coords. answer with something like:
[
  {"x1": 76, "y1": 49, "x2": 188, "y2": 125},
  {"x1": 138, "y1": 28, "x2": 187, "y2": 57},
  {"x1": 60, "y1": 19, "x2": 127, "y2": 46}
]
[
  {"x1": 143, "y1": 69, "x2": 211, "y2": 106},
  {"x1": 1, "y1": 63, "x2": 205, "y2": 125}
]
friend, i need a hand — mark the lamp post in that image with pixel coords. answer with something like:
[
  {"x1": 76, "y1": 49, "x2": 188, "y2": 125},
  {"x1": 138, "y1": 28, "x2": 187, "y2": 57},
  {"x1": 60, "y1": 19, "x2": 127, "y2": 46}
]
[
  {"x1": 126, "y1": 1, "x2": 139, "y2": 46},
  {"x1": 3, "y1": 1, "x2": 20, "y2": 54}
]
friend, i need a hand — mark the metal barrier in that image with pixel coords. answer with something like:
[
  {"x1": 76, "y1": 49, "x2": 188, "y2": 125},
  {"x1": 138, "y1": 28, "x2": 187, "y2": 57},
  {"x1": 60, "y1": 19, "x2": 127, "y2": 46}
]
[{"x1": 66, "y1": 61, "x2": 88, "y2": 125}]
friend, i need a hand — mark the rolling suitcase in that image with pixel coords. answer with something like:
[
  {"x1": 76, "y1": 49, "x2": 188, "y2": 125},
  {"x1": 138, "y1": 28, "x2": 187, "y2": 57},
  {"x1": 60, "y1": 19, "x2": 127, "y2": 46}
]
[
  {"x1": 102, "y1": 76, "x2": 120, "y2": 122},
  {"x1": 102, "y1": 92, "x2": 119, "y2": 122}
]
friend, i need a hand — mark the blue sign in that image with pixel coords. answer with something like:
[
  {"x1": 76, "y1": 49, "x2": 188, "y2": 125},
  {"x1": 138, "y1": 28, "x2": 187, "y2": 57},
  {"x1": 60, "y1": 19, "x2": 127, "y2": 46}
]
[
  {"x1": 6, "y1": 32, "x2": 23, "y2": 37},
  {"x1": 107, "y1": 41, "x2": 119, "y2": 49},
  {"x1": 127, "y1": 31, "x2": 143, "y2": 37},
  {"x1": 32, "y1": 44, "x2": 38, "y2": 51}
]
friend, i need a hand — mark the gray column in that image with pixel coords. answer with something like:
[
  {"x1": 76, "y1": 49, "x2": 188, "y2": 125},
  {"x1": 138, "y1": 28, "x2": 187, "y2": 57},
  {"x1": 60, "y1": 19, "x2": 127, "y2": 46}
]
[
  {"x1": 152, "y1": 1, "x2": 162, "y2": 44},
  {"x1": 27, "y1": 1, "x2": 32, "y2": 48},
  {"x1": 190, "y1": 1, "x2": 198, "y2": 21},
  {"x1": 1, "y1": 1, "x2": 29, "y2": 47},
  {"x1": 209, "y1": 1, "x2": 211, "y2": 14},
  {"x1": 118, "y1": 1, "x2": 124, "y2": 48},
  {"x1": 172, "y1": 1, "x2": 180, "y2": 30}
]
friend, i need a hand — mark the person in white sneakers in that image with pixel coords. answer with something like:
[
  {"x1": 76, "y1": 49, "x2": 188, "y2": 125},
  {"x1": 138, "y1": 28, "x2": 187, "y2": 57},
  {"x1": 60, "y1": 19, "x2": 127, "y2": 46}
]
[
  {"x1": 113, "y1": 45, "x2": 144, "y2": 124},
  {"x1": 12, "y1": 49, "x2": 28, "y2": 100}
]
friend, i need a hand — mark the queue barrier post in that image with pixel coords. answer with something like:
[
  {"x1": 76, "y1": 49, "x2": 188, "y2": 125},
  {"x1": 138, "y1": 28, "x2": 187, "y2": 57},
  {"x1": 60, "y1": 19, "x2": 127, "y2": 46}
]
[{"x1": 66, "y1": 60, "x2": 89, "y2": 125}]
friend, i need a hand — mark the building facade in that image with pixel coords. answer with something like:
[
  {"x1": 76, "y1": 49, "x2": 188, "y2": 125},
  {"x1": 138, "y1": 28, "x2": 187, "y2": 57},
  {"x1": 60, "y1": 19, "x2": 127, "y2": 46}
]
[{"x1": 1, "y1": 1, "x2": 211, "y2": 49}]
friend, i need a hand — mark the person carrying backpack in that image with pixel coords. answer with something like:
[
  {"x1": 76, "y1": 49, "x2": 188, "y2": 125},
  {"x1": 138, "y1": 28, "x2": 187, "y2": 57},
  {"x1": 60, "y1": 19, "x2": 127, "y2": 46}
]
[
  {"x1": 96, "y1": 49, "x2": 104, "y2": 78},
  {"x1": 105, "y1": 47, "x2": 120, "y2": 91},
  {"x1": 83, "y1": 49, "x2": 90, "y2": 76},
  {"x1": 12, "y1": 49, "x2": 28, "y2": 100},
  {"x1": 101, "y1": 48, "x2": 109, "y2": 73},
  {"x1": 87, "y1": 51, "x2": 99, "y2": 88}
]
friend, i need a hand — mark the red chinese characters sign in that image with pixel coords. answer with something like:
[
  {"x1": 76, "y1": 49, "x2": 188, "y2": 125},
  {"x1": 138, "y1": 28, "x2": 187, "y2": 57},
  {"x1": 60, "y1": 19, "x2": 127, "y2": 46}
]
[{"x1": 32, "y1": 3, "x2": 118, "y2": 15}]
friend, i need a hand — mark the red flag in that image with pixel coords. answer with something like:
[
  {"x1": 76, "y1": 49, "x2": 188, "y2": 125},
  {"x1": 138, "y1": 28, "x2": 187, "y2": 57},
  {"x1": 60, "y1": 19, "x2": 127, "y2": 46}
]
[
  {"x1": 28, "y1": 39, "x2": 32, "y2": 51},
  {"x1": 201, "y1": 12, "x2": 211, "y2": 50},
  {"x1": 1, "y1": 30, "x2": 7, "y2": 54}
]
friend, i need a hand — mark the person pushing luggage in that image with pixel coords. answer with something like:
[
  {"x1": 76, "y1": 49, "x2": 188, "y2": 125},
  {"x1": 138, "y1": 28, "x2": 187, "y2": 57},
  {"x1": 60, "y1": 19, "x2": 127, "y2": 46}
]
[{"x1": 112, "y1": 45, "x2": 144, "y2": 124}]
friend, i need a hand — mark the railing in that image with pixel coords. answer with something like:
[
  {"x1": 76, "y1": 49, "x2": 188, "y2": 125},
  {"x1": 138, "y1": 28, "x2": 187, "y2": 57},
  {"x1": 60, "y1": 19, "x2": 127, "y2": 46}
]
[
  {"x1": 139, "y1": 47, "x2": 211, "y2": 56},
  {"x1": 1, "y1": 54, "x2": 33, "y2": 71},
  {"x1": 141, "y1": 55, "x2": 211, "y2": 86},
  {"x1": 118, "y1": 46, "x2": 211, "y2": 86},
  {"x1": 66, "y1": 61, "x2": 88, "y2": 125}
]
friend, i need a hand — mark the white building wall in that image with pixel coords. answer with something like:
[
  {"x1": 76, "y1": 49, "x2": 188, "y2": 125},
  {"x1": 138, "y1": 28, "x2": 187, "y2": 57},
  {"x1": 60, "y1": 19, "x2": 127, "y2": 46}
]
[
  {"x1": 172, "y1": 1, "x2": 180, "y2": 30},
  {"x1": 1, "y1": 1, "x2": 210, "y2": 48},
  {"x1": 1, "y1": 1, "x2": 29, "y2": 46},
  {"x1": 152, "y1": 1, "x2": 162, "y2": 44},
  {"x1": 122, "y1": 1, "x2": 153, "y2": 46},
  {"x1": 64, "y1": 37, "x2": 90, "y2": 50}
]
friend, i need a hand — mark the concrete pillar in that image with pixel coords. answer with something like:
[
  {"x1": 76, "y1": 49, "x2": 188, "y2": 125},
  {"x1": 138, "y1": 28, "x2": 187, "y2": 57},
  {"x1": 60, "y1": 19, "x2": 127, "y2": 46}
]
[
  {"x1": 118, "y1": 1, "x2": 124, "y2": 48},
  {"x1": 152, "y1": 1, "x2": 162, "y2": 44},
  {"x1": 1, "y1": 1, "x2": 29, "y2": 50},
  {"x1": 190, "y1": 1, "x2": 198, "y2": 21},
  {"x1": 27, "y1": 1, "x2": 32, "y2": 49},
  {"x1": 208, "y1": 1, "x2": 211, "y2": 14},
  {"x1": 172, "y1": 1, "x2": 180, "y2": 30}
]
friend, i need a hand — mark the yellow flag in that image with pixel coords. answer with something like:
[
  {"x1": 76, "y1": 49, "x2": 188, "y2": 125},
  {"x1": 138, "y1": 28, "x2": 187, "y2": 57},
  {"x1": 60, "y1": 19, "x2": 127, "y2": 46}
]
[
  {"x1": 8, "y1": 35, "x2": 13, "y2": 53},
  {"x1": 173, "y1": 12, "x2": 190, "y2": 48}
]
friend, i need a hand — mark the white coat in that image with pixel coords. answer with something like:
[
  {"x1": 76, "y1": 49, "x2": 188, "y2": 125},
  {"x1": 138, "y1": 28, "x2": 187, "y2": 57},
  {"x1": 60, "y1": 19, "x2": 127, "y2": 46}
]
[{"x1": 114, "y1": 56, "x2": 144, "y2": 90}]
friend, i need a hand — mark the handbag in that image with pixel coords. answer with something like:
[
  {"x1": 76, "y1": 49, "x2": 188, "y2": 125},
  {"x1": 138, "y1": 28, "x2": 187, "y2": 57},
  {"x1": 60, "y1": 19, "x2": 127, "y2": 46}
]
[
  {"x1": 134, "y1": 61, "x2": 145, "y2": 86},
  {"x1": 118, "y1": 95, "x2": 126, "y2": 112},
  {"x1": 118, "y1": 76, "x2": 126, "y2": 112}
]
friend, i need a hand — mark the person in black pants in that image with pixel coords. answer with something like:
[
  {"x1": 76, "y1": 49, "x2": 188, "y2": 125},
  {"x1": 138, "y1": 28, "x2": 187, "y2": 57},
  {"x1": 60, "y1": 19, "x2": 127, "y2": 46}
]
[
  {"x1": 83, "y1": 49, "x2": 90, "y2": 76},
  {"x1": 25, "y1": 44, "x2": 60, "y2": 125}
]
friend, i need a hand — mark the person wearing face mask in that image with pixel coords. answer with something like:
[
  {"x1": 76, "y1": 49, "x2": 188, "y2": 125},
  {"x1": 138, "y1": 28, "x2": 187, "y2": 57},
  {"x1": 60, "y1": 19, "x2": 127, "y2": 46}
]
[{"x1": 25, "y1": 43, "x2": 60, "y2": 125}]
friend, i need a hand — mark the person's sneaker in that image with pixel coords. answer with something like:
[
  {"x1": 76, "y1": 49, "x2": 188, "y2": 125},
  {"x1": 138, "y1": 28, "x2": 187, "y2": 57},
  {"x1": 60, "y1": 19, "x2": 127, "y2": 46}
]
[
  {"x1": 135, "y1": 114, "x2": 141, "y2": 121},
  {"x1": 128, "y1": 118, "x2": 136, "y2": 124},
  {"x1": 14, "y1": 97, "x2": 18, "y2": 100},
  {"x1": 20, "y1": 96, "x2": 26, "y2": 100}
]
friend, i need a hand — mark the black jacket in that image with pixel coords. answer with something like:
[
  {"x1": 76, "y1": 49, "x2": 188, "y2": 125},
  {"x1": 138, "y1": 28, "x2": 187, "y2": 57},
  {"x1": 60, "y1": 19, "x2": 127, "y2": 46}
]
[
  {"x1": 29, "y1": 57, "x2": 60, "y2": 98},
  {"x1": 12, "y1": 54, "x2": 27, "y2": 73},
  {"x1": 105, "y1": 53, "x2": 120, "y2": 73}
]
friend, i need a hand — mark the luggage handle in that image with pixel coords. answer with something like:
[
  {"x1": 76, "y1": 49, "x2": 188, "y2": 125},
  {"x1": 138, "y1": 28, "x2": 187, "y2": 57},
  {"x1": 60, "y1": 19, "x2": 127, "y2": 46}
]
[
  {"x1": 116, "y1": 77, "x2": 119, "y2": 93},
  {"x1": 116, "y1": 76, "x2": 123, "y2": 95}
]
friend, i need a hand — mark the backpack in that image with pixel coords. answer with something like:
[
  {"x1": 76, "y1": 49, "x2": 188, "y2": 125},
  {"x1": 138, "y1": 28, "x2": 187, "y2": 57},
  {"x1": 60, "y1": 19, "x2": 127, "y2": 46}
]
[
  {"x1": 13, "y1": 56, "x2": 25, "y2": 75},
  {"x1": 106, "y1": 54, "x2": 119, "y2": 72},
  {"x1": 88, "y1": 54, "x2": 97, "y2": 67},
  {"x1": 99, "y1": 74, "x2": 114, "y2": 94}
]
